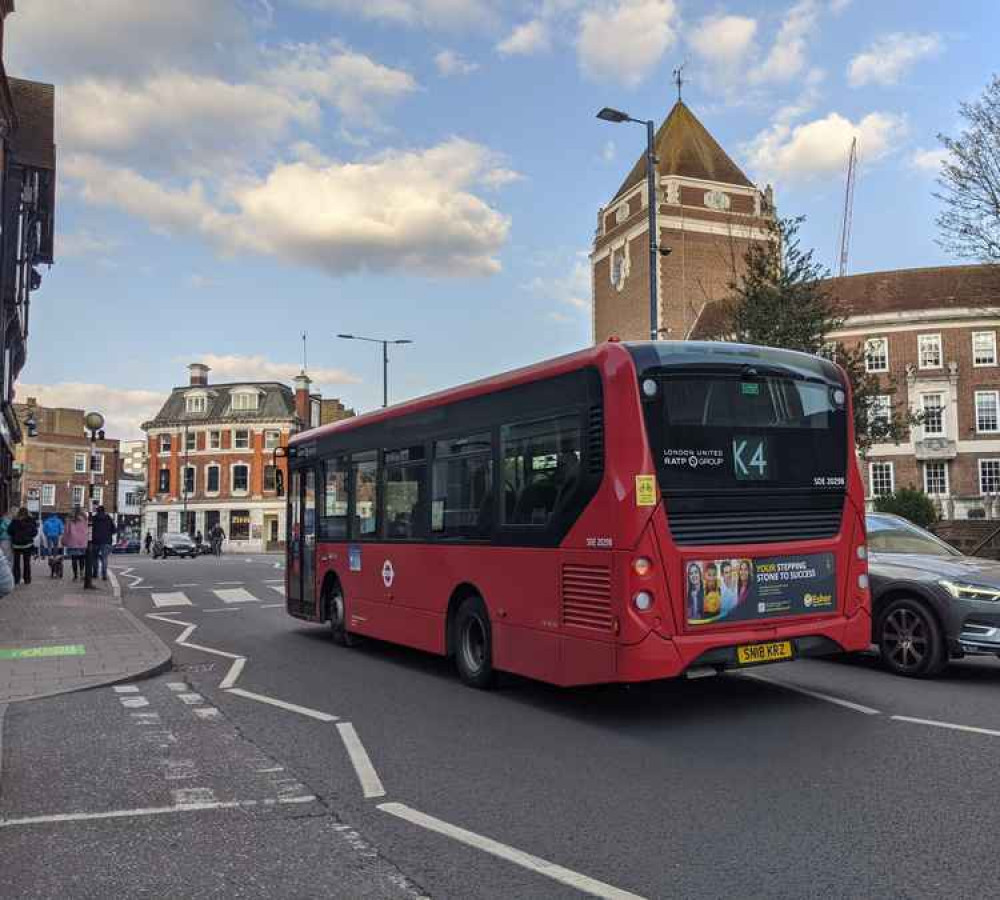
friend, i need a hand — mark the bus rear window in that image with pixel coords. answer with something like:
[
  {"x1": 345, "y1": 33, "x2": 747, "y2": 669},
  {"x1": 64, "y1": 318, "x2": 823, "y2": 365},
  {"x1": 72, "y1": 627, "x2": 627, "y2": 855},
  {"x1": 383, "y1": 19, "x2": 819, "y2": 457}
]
[{"x1": 648, "y1": 374, "x2": 848, "y2": 492}]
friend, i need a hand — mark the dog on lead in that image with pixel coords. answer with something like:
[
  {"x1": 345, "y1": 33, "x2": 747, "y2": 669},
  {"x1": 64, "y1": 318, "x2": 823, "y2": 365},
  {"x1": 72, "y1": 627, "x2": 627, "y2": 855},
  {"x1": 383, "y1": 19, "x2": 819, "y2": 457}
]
[{"x1": 48, "y1": 549, "x2": 64, "y2": 579}]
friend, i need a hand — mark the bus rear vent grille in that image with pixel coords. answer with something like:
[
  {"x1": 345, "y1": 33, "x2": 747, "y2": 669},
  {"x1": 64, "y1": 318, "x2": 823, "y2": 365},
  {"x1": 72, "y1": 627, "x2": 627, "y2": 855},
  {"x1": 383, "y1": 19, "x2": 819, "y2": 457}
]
[
  {"x1": 587, "y1": 405, "x2": 604, "y2": 475},
  {"x1": 668, "y1": 507, "x2": 843, "y2": 546},
  {"x1": 562, "y1": 564, "x2": 613, "y2": 630}
]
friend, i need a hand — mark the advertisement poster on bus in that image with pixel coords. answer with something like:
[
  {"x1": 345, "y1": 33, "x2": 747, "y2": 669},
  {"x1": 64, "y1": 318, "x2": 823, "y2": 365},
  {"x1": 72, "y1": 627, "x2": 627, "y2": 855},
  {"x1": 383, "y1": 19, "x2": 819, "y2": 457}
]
[{"x1": 685, "y1": 552, "x2": 836, "y2": 626}]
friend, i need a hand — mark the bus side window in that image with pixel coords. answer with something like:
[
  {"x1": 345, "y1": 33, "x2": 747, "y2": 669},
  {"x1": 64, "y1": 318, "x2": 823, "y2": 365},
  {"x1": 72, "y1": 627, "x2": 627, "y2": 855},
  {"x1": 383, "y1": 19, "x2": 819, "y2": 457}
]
[
  {"x1": 501, "y1": 415, "x2": 582, "y2": 527},
  {"x1": 384, "y1": 445, "x2": 426, "y2": 540},
  {"x1": 351, "y1": 452, "x2": 379, "y2": 538},
  {"x1": 431, "y1": 433, "x2": 493, "y2": 539},
  {"x1": 320, "y1": 456, "x2": 349, "y2": 540}
]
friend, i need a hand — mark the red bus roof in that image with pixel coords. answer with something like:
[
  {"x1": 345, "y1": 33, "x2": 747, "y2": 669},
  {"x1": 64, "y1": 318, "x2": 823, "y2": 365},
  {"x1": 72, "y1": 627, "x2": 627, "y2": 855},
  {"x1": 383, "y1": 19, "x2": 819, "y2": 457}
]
[{"x1": 291, "y1": 342, "x2": 623, "y2": 447}]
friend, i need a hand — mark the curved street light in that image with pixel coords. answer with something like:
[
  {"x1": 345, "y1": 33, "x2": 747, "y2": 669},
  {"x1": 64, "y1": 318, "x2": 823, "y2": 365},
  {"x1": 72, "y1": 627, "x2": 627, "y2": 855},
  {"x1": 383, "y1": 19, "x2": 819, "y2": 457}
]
[{"x1": 337, "y1": 334, "x2": 413, "y2": 408}]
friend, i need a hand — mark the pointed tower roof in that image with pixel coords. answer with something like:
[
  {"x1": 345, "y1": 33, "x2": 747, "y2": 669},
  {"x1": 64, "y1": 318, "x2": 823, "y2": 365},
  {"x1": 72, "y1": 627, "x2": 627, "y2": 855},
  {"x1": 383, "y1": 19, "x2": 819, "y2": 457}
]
[{"x1": 611, "y1": 100, "x2": 753, "y2": 202}]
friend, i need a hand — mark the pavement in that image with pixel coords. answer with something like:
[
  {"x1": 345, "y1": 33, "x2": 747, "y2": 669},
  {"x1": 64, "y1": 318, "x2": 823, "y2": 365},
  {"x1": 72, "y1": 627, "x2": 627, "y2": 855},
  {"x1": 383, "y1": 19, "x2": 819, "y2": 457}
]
[{"x1": 0, "y1": 556, "x2": 171, "y2": 703}]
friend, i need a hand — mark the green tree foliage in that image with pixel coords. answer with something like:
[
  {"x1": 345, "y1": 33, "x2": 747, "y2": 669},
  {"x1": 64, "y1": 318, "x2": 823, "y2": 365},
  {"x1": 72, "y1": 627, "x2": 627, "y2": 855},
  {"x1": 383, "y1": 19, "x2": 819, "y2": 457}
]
[
  {"x1": 873, "y1": 488, "x2": 939, "y2": 530},
  {"x1": 711, "y1": 215, "x2": 914, "y2": 456},
  {"x1": 936, "y1": 74, "x2": 1000, "y2": 263}
]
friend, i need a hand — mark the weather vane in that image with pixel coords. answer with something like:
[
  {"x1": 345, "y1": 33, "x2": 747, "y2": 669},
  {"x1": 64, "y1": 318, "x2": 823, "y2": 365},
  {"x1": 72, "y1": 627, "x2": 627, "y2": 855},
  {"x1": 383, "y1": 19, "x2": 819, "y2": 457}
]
[{"x1": 672, "y1": 63, "x2": 686, "y2": 101}]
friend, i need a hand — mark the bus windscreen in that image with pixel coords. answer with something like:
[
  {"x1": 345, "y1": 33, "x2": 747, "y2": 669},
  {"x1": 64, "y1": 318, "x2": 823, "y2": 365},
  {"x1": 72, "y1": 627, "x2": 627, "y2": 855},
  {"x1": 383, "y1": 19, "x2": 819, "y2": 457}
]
[{"x1": 650, "y1": 374, "x2": 848, "y2": 493}]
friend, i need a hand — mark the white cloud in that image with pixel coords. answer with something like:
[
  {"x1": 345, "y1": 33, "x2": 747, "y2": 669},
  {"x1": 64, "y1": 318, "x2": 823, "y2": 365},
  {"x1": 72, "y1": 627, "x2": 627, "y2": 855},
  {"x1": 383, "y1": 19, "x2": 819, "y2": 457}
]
[
  {"x1": 187, "y1": 274, "x2": 215, "y2": 289},
  {"x1": 60, "y1": 74, "x2": 320, "y2": 175},
  {"x1": 689, "y1": 15, "x2": 757, "y2": 69},
  {"x1": 195, "y1": 354, "x2": 361, "y2": 387},
  {"x1": 65, "y1": 140, "x2": 514, "y2": 278},
  {"x1": 434, "y1": 50, "x2": 480, "y2": 76},
  {"x1": 291, "y1": 0, "x2": 497, "y2": 29},
  {"x1": 745, "y1": 110, "x2": 906, "y2": 182},
  {"x1": 602, "y1": 140, "x2": 617, "y2": 162},
  {"x1": 911, "y1": 147, "x2": 948, "y2": 173},
  {"x1": 497, "y1": 20, "x2": 551, "y2": 56},
  {"x1": 578, "y1": 0, "x2": 678, "y2": 88},
  {"x1": 528, "y1": 252, "x2": 591, "y2": 322},
  {"x1": 847, "y1": 33, "x2": 943, "y2": 87},
  {"x1": 57, "y1": 230, "x2": 122, "y2": 259},
  {"x1": 4, "y1": 0, "x2": 248, "y2": 79},
  {"x1": 15, "y1": 382, "x2": 165, "y2": 440},
  {"x1": 750, "y1": 0, "x2": 818, "y2": 85},
  {"x1": 829, "y1": 0, "x2": 852, "y2": 11}
]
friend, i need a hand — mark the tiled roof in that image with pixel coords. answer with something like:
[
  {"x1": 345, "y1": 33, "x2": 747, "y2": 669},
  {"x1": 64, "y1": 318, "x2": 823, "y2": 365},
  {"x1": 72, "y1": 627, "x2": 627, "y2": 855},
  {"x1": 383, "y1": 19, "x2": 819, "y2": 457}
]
[
  {"x1": 687, "y1": 264, "x2": 1000, "y2": 340},
  {"x1": 8, "y1": 77, "x2": 55, "y2": 170},
  {"x1": 143, "y1": 382, "x2": 297, "y2": 429},
  {"x1": 612, "y1": 100, "x2": 754, "y2": 203}
]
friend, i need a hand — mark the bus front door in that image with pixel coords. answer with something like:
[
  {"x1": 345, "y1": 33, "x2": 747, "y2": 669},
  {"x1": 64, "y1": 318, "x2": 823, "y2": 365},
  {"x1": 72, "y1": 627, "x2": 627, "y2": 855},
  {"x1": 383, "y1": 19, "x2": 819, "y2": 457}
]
[{"x1": 287, "y1": 468, "x2": 318, "y2": 618}]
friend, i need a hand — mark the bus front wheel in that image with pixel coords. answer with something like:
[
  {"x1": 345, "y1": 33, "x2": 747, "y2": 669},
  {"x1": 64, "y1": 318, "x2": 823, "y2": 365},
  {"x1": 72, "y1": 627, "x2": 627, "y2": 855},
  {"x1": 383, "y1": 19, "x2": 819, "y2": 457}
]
[
  {"x1": 329, "y1": 583, "x2": 361, "y2": 648},
  {"x1": 455, "y1": 596, "x2": 495, "y2": 689}
]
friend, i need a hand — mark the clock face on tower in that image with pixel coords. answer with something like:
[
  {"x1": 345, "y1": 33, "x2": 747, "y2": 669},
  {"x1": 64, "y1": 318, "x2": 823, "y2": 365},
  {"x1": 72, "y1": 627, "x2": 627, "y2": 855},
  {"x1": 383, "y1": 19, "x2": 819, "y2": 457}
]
[{"x1": 703, "y1": 189, "x2": 731, "y2": 211}]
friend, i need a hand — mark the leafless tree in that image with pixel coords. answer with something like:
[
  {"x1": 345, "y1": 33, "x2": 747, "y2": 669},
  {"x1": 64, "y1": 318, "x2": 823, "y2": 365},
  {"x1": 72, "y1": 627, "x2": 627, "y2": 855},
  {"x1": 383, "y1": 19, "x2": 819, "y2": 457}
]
[{"x1": 936, "y1": 75, "x2": 1000, "y2": 262}]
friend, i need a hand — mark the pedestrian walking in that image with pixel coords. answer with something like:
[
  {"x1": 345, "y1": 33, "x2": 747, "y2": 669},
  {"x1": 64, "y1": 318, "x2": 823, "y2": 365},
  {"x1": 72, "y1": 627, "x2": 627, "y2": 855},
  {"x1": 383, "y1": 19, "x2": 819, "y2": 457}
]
[
  {"x1": 144, "y1": 531, "x2": 153, "y2": 554},
  {"x1": 91, "y1": 505, "x2": 116, "y2": 581},
  {"x1": 10, "y1": 508, "x2": 38, "y2": 585},
  {"x1": 64, "y1": 506, "x2": 89, "y2": 581},
  {"x1": 0, "y1": 508, "x2": 12, "y2": 565},
  {"x1": 42, "y1": 512, "x2": 64, "y2": 557}
]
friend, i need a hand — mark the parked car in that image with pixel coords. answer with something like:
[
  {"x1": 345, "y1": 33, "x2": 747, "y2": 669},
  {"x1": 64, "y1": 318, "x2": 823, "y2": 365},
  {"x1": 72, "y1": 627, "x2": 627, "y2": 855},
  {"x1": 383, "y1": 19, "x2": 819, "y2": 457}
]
[
  {"x1": 112, "y1": 538, "x2": 141, "y2": 554},
  {"x1": 152, "y1": 532, "x2": 197, "y2": 559},
  {"x1": 867, "y1": 513, "x2": 1000, "y2": 676}
]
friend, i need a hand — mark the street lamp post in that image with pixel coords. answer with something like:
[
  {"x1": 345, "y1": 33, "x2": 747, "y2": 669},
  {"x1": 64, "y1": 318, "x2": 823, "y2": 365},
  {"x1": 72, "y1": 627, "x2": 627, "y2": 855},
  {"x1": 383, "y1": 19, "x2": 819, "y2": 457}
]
[
  {"x1": 336, "y1": 334, "x2": 413, "y2": 407},
  {"x1": 182, "y1": 422, "x2": 189, "y2": 536},
  {"x1": 597, "y1": 106, "x2": 669, "y2": 342},
  {"x1": 83, "y1": 411, "x2": 104, "y2": 591}
]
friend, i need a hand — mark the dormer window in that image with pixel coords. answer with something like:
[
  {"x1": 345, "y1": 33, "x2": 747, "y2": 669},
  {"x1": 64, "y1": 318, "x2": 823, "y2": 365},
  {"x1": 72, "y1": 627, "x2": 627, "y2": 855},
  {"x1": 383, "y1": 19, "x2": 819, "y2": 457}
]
[
  {"x1": 185, "y1": 391, "x2": 209, "y2": 414},
  {"x1": 231, "y1": 390, "x2": 260, "y2": 412}
]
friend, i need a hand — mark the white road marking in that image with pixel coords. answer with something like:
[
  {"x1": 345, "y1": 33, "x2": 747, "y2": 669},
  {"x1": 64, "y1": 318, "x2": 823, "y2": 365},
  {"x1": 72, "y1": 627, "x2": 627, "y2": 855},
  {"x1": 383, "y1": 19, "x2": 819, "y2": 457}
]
[
  {"x1": 737, "y1": 672, "x2": 881, "y2": 716},
  {"x1": 378, "y1": 803, "x2": 647, "y2": 900},
  {"x1": 120, "y1": 697, "x2": 149, "y2": 709},
  {"x1": 269, "y1": 585, "x2": 286, "y2": 596},
  {"x1": 219, "y1": 657, "x2": 246, "y2": 690},
  {"x1": 273, "y1": 562, "x2": 282, "y2": 569},
  {"x1": 256, "y1": 766, "x2": 284, "y2": 773},
  {"x1": 183, "y1": 641, "x2": 243, "y2": 660},
  {"x1": 260, "y1": 603, "x2": 285, "y2": 608},
  {"x1": 263, "y1": 579, "x2": 284, "y2": 584},
  {"x1": 172, "y1": 787, "x2": 216, "y2": 805},
  {"x1": 225, "y1": 687, "x2": 338, "y2": 722},
  {"x1": 152, "y1": 592, "x2": 192, "y2": 608},
  {"x1": 0, "y1": 800, "x2": 250, "y2": 828},
  {"x1": 891, "y1": 715, "x2": 1000, "y2": 738},
  {"x1": 167, "y1": 682, "x2": 187, "y2": 692},
  {"x1": 213, "y1": 588, "x2": 259, "y2": 604},
  {"x1": 279, "y1": 795, "x2": 317, "y2": 804},
  {"x1": 178, "y1": 693, "x2": 203, "y2": 705},
  {"x1": 194, "y1": 707, "x2": 221, "y2": 720},
  {"x1": 215, "y1": 581, "x2": 245, "y2": 586},
  {"x1": 130, "y1": 712, "x2": 161, "y2": 725},
  {"x1": 203, "y1": 608, "x2": 244, "y2": 613},
  {"x1": 113, "y1": 685, "x2": 140, "y2": 694},
  {"x1": 337, "y1": 723, "x2": 386, "y2": 799}
]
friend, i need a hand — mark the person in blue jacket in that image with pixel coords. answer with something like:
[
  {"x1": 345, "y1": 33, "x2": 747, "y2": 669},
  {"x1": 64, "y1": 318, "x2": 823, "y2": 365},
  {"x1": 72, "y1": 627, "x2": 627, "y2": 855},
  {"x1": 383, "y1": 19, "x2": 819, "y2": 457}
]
[{"x1": 42, "y1": 512, "x2": 64, "y2": 557}]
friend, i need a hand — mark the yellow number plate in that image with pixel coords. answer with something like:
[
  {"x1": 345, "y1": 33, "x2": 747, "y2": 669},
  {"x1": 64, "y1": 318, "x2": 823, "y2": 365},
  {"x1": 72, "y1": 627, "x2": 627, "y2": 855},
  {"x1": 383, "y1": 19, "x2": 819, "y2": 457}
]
[{"x1": 737, "y1": 641, "x2": 793, "y2": 666}]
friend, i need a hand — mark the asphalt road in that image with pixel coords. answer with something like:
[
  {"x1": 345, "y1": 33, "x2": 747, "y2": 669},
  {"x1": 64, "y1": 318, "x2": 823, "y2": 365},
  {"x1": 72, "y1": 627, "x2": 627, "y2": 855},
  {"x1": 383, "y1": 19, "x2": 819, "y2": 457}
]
[{"x1": 4, "y1": 550, "x2": 1000, "y2": 898}]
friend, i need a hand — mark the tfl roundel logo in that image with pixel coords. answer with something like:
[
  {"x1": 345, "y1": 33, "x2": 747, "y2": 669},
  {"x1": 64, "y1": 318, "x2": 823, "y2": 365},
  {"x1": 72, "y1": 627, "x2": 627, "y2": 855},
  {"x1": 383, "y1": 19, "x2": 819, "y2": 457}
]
[{"x1": 382, "y1": 560, "x2": 395, "y2": 588}]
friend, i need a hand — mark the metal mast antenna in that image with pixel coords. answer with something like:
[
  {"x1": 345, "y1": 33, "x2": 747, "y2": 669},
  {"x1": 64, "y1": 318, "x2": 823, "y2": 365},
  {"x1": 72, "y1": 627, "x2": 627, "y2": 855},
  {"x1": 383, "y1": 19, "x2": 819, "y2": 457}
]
[
  {"x1": 837, "y1": 137, "x2": 858, "y2": 278},
  {"x1": 302, "y1": 331, "x2": 307, "y2": 372},
  {"x1": 672, "y1": 63, "x2": 685, "y2": 101}
]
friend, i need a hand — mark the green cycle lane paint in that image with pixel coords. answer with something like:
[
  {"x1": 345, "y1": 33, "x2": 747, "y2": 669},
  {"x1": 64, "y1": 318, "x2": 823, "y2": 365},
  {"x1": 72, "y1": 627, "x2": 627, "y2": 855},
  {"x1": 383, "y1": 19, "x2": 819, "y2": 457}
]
[{"x1": 0, "y1": 645, "x2": 86, "y2": 660}]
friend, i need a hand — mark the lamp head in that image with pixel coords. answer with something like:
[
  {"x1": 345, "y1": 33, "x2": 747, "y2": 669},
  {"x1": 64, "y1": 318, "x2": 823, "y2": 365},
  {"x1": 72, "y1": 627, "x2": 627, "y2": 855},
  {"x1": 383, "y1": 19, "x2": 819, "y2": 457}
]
[
  {"x1": 84, "y1": 412, "x2": 105, "y2": 433},
  {"x1": 597, "y1": 107, "x2": 630, "y2": 123}
]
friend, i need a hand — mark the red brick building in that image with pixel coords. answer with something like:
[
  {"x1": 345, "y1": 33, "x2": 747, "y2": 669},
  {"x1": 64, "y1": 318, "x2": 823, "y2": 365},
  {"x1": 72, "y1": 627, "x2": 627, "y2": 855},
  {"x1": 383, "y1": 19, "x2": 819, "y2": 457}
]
[
  {"x1": 142, "y1": 363, "x2": 353, "y2": 550},
  {"x1": 592, "y1": 99, "x2": 774, "y2": 343},
  {"x1": 13, "y1": 400, "x2": 119, "y2": 517},
  {"x1": 825, "y1": 265, "x2": 1000, "y2": 518}
]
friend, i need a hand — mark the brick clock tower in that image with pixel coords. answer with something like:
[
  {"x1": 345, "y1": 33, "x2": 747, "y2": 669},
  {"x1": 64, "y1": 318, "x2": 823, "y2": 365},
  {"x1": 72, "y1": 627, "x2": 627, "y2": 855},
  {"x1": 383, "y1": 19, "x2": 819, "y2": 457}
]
[{"x1": 592, "y1": 99, "x2": 775, "y2": 343}]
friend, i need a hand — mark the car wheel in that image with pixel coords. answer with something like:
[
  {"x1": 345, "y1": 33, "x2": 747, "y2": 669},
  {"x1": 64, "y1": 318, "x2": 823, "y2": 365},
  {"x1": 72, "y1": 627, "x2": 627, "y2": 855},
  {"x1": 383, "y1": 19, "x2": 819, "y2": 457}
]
[
  {"x1": 328, "y1": 582, "x2": 361, "y2": 647},
  {"x1": 454, "y1": 596, "x2": 496, "y2": 689},
  {"x1": 877, "y1": 597, "x2": 947, "y2": 678}
]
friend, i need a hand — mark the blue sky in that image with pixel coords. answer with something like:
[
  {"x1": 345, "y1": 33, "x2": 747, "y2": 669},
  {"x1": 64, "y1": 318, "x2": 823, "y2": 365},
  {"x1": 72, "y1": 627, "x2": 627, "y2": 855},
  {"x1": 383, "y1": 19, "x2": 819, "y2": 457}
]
[{"x1": 7, "y1": 0, "x2": 998, "y2": 437}]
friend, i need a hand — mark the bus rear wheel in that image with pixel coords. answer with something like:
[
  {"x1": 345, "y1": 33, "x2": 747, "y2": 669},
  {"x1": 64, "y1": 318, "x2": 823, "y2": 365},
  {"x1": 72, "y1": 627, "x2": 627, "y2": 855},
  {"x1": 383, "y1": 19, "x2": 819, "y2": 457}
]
[
  {"x1": 328, "y1": 583, "x2": 361, "y2": 648},
  {"x1": 455, "y1": 596, "x2": 495, "y2": 689}
]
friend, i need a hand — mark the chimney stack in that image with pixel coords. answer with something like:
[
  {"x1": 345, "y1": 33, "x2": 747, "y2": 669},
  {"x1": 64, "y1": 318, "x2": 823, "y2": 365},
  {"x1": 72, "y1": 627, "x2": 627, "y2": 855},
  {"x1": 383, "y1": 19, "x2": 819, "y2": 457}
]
[
  {"x1": 189, "y1": 363, "x2": 210, "y2": 386},
  {"x1": 294, "y1": 373, "x2": 312, "y2": 425}
]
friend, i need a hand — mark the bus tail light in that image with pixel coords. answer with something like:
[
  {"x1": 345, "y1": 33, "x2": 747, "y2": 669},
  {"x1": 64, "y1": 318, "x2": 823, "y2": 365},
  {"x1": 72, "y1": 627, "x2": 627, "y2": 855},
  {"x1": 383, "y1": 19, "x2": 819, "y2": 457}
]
[
  {"x1": 633, "y1": 591, "x2": 653, "y2": 611},
  {"x1": 847, "y1": 524, "x2": 870, "y2": 615}
]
